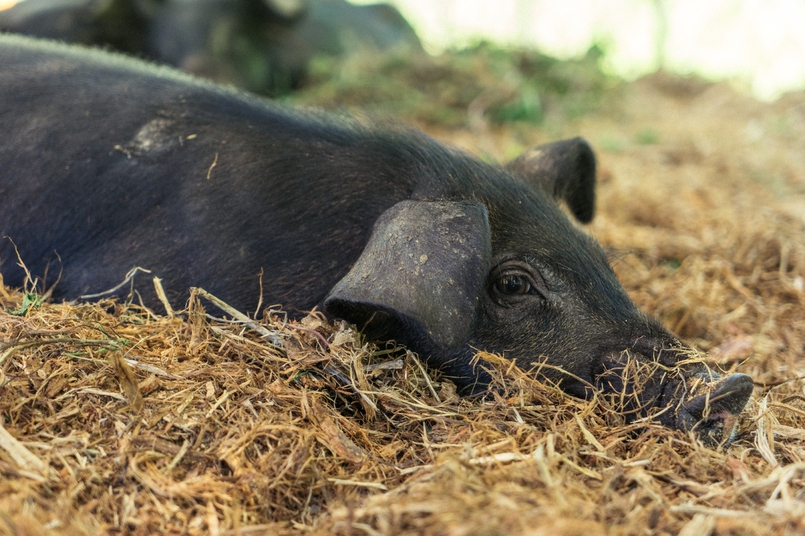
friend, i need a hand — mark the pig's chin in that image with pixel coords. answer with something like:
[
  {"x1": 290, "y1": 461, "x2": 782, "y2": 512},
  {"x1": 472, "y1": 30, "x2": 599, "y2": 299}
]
[{"x1": 673, "y1": 373, "x2": 755, "y2": 447}]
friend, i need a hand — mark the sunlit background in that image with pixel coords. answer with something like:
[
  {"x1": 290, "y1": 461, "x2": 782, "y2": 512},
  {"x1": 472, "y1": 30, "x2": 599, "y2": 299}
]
[
  {"x1": 352, "y1": 0, "x2": 805, "y2": 101},
  {"x1": 2, "y1": 0, "x2": 805, "y2": 100}
]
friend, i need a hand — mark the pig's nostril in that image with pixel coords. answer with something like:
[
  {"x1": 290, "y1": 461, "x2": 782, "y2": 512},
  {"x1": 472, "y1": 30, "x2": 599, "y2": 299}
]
[
  {"x1": 683, "y1": 374, "x2": 754, "y2": 418},
  {"x1": 680, "y1": 373, "x2": 754, "y2": 446},
  {"x1": 709, "y1": 373, "x2": 754, "y2": 413}
]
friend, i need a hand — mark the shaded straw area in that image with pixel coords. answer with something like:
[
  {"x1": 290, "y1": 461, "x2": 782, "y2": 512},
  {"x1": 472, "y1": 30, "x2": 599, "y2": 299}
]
[
  {"x1": 0, "y1": 272, "x2": 802, "y2": 536},
  {"x1": 2, "y1": 53, "x2": 805, "y2": 534},
  {"x1": 0, "y1": 283, "x2": 793, "y2": 536},
  {"x1": 0, "y1": 287, "x2": 588, "y2": 535}
]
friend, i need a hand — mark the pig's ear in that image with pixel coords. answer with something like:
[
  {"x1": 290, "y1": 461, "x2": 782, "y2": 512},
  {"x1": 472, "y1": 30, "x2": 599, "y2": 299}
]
[
  {"x1": 506, "y1": 137, "x2": 597, "y2": 224},
  {"x1": 324, "y1": 200, "x2": 491, "y2": 351}
]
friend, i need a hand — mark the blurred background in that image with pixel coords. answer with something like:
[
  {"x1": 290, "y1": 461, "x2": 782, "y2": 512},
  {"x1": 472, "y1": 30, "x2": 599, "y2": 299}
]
[
  {"x1": 2, "y1": 0, "x2": 803, "y2": 101},
  {"x1": 357, "y1": 0, "x2": 805, "y2": 102}
]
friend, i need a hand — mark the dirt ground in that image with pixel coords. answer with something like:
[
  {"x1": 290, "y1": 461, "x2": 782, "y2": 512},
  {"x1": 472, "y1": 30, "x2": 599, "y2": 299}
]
[{"x1": 0, "y1": 48, "x2": 804, "y2": 535}]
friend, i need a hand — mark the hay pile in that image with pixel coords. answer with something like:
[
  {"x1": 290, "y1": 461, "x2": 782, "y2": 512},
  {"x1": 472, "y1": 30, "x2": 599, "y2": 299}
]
[{"x1": 2, "y1": 54, "x2": 805, "y2": 534}]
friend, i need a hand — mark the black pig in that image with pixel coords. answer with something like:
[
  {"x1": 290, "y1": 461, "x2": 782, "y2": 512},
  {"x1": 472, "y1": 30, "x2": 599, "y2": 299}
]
[
  {"x1": 0, "y1": 0, "x2": 422, "y2": 96},
  {"x1": 0, "y1": 35, "x2": 752, "y2": 445}
]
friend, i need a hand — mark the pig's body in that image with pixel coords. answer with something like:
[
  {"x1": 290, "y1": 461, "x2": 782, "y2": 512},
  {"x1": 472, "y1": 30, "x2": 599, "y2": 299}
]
[
  {"x1": 0, "y1": 34, "x2": 406, "y2": 314},
  {"x1": 0, "y1": 35, "x2": 752, "y2": 444},
  {"x1": 0, "y1": 0, "x2": 423, "y2": 96}
]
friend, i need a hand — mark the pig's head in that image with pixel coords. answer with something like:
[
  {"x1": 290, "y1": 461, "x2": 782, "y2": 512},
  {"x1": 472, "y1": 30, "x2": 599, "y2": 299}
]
[{"x1": 325, "y1": 138, "x2": 753, "y2": 446}]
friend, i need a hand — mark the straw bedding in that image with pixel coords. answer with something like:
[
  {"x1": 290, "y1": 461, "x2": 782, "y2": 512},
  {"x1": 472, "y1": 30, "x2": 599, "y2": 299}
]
[{"x1": 1, "y1": 61, "x2": 804, "y2": 535}]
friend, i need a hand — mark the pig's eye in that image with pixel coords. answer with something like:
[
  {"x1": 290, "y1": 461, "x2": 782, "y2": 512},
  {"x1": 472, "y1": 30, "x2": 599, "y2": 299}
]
[
  {"x1": 489, "y1": 262, "x2": 548, "y2": 304},
  {"x1": 495, "y1": 273, "x2": 532, "y2": 295}
]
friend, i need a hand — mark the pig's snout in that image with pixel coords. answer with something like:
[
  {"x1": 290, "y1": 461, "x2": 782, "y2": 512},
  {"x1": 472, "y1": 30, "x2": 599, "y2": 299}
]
[
  {"x1": 676, "y1": 373, "x2": 754, "y2": 447},
  {"x1": 596, "y1": 346, "x2": 753, "y2": 447}
]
